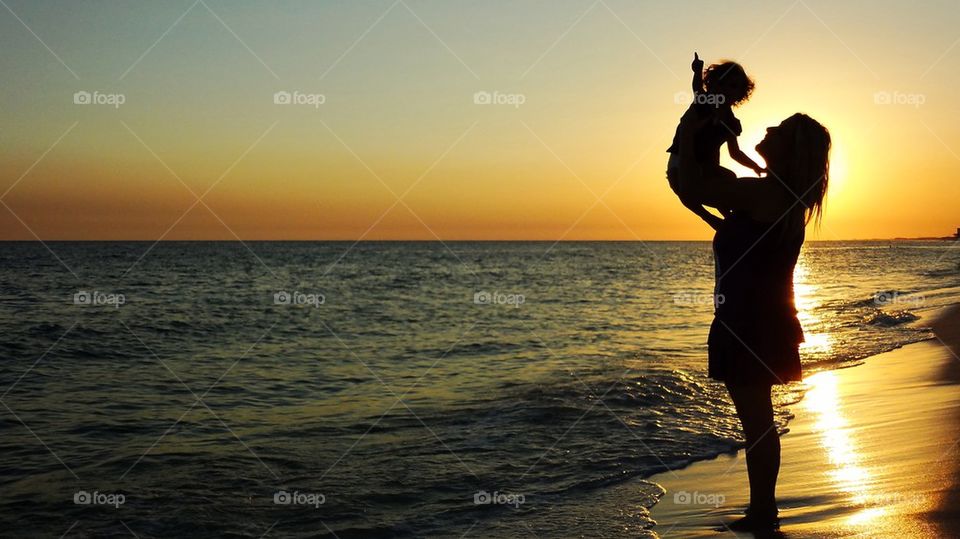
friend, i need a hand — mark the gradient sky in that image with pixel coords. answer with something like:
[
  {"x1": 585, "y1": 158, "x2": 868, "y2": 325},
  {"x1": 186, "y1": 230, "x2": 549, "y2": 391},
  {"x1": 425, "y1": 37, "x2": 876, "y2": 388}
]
[{"x1": 1, "y1": 0, "x2": 958, "y2": 240}]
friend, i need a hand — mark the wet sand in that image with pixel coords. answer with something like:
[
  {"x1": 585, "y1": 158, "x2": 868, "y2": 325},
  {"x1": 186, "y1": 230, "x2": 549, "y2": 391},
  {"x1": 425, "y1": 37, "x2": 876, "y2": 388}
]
[{"x1": 648, "y1": 305, "x2": 960, "y2": 537}]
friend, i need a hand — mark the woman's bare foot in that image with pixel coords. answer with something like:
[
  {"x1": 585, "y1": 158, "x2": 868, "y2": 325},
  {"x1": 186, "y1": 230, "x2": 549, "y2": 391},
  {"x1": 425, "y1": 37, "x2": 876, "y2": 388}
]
[{"x1": 726, "y1": 512, "x2": 780, "y2": 531}]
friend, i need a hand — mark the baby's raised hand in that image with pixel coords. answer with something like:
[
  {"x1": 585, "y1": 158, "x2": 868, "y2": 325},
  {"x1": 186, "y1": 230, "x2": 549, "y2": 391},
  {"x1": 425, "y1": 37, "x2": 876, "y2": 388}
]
[{"x1": 691, "y1": 52, "x2": 704, "y2": 73}]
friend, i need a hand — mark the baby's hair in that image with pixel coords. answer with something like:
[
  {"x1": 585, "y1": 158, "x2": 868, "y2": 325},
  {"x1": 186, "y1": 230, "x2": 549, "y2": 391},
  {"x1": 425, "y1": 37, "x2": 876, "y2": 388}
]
[{"x1": 703, "y1": 61, "x2": 754, "y2": 106}]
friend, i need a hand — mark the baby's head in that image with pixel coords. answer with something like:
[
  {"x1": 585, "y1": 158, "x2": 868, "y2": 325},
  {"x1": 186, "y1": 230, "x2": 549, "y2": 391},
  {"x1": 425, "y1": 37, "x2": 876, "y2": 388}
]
[{"x1": 703, "y1": 61, "x2": 754, "y2": 107}]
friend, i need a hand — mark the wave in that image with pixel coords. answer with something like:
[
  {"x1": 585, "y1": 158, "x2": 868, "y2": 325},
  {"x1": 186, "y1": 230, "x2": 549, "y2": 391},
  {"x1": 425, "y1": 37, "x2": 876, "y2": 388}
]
[{"x1": 867, "y1": 310, "x2": 920, "y2": 327}]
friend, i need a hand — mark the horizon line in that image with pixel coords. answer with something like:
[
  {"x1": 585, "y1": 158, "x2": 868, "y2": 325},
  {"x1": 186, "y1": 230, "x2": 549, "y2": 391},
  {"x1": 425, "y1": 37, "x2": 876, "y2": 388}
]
[{"x1": 0, "y1": 237, "x2": 956, "y2": 243}]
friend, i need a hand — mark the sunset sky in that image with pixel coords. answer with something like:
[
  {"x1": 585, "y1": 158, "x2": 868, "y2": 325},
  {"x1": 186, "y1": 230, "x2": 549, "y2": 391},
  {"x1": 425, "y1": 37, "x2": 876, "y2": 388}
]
[{"x1": 1, "y1": 0, "x2": 958, "y2": 240}]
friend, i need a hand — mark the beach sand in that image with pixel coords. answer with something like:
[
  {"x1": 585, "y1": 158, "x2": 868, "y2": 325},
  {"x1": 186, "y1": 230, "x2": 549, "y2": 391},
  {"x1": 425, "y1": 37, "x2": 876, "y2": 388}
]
[{"x1": 648, "y1": 305, "x2": 960, "y2": 538}]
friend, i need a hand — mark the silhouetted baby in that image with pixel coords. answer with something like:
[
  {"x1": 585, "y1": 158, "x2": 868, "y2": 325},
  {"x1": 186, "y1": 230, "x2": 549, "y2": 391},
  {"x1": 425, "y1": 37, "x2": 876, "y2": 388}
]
[{"x1": 667, "y1": 53, "x2": 763, "y2": 229}]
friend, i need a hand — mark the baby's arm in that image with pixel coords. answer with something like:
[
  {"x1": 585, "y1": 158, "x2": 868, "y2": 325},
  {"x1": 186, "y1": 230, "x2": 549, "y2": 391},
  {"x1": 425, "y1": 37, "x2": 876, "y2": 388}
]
[
  {"x1": 726, "y1": 136, "x2": 764, "y2": 176},
  {"x1": 691, "y1": 52, "x2": 704, "y2": 94}
]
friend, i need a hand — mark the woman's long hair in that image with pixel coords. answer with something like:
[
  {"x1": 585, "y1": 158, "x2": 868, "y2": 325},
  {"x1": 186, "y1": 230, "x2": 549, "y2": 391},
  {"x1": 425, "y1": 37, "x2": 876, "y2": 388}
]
[{"x1": 777, "y1": 114, "x2": 831, "y2": 237}]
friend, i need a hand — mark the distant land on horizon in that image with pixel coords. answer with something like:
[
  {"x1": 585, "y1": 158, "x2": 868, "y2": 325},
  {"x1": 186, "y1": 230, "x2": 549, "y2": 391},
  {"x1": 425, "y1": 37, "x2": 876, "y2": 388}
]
[{"x1": 892, "y1": 227, "x2": 960, "y2": 241}]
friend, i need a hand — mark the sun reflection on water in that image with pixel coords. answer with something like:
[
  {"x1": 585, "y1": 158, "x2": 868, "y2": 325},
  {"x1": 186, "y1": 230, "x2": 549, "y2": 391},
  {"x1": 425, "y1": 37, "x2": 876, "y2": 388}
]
[
  {"x1": 794, "y1": 256, "x2": 834, "y2": 356},
  {"x1": 804, "y1": 371, "x2": 886, "y2": 525}
]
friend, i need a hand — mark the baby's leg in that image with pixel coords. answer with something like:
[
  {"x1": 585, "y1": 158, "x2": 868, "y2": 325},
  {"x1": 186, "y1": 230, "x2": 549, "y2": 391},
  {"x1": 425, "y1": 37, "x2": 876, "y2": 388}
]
[
  {"x1": 709, "y1": 165, "x2": 738, "y2": 181},
  {"x1": 666, "y1": 154, "x2": 682, "y2": 193},
  {"x1": 704, "y1": 165, "x2": 737, "y2": 216},
  {"x1": 667, "y1": 165, "x2": 724, "y2": 229},
  {"x1": 666, "y1": 167, "x2": 680, "y2": 194}
]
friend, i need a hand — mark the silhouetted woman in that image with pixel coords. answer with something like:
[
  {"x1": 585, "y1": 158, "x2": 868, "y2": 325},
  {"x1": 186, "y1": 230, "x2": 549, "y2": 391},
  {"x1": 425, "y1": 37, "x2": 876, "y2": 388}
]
[{"x1": 675, "y1": 108, "x2": 831, "y2": 531}]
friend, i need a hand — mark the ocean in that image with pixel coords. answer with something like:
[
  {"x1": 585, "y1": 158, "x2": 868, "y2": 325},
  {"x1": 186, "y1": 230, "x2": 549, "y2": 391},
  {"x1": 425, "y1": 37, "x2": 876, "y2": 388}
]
[{"x1": 1, "y1": 240, "x2": 958, "y2": 537}]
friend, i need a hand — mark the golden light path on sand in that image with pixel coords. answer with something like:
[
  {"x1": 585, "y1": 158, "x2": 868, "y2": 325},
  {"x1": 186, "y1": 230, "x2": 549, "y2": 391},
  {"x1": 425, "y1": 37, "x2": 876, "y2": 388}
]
[{"x1": 803, "y1": 370, "x2": 886, "y2": 527}]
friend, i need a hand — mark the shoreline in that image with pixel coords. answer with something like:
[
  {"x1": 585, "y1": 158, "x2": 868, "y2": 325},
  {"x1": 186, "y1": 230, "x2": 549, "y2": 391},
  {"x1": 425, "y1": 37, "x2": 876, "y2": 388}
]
[{"x1": 647, "y1": 304, "x2": 960, "y2": 537}]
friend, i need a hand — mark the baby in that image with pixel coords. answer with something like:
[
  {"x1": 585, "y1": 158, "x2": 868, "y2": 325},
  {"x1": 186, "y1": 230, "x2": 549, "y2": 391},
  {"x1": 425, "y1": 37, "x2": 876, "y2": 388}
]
[{"x1": 667, "y1": 53, "x2": 763, "y2": 228}]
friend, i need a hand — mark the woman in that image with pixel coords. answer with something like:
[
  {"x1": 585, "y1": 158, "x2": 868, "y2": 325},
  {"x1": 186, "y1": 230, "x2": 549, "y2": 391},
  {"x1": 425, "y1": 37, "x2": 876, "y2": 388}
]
[{"x1": 675, "y1": 108, "x2": 831, "y2": 531}]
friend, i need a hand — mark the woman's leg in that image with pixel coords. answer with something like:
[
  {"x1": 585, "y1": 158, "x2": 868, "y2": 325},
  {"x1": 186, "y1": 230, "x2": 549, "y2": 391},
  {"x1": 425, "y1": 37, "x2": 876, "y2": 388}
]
[{"x1": 725, "y1": 381, "x2": 779, "y2": 517}]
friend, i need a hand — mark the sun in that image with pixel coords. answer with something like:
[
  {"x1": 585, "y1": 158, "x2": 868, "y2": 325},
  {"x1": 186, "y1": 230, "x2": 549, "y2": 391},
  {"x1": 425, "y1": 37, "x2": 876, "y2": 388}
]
[
  {"x1": 827, "y1": 134, "x2": 847, "y2": 195},
  {"x1": 722, "y1": 118, "x2": 847, "y2": 198}
]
